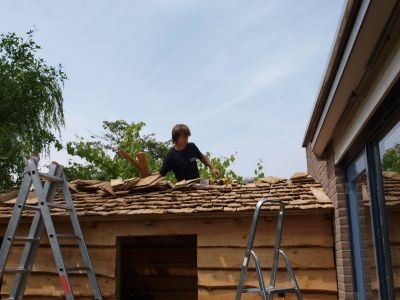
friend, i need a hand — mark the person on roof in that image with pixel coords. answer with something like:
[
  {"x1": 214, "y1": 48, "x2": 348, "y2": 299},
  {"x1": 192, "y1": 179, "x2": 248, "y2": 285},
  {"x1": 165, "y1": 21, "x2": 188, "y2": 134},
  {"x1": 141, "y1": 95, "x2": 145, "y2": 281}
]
[{"x1": 159, "y1": 124, "x2": 220, "y2": 182}]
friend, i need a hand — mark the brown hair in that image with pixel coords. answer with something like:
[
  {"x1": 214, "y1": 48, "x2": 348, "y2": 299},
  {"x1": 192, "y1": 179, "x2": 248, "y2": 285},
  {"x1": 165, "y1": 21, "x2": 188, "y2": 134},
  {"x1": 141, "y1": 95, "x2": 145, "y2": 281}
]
[{"x1": 172, "y1": 124, "x2": 191, "y2": 143}]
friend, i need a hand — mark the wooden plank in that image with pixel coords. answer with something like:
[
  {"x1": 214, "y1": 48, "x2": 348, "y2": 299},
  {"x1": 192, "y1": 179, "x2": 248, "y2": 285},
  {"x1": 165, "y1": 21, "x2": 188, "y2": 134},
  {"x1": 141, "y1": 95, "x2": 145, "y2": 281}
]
[
  {"x1": 388, "y1": 210, "x2": 400, "y2": 242},
  {"x1": 117, "y1": 149, "x2": 140, "y2": 169},
  {"x1": 0, "y1": 189, "x2": 19, "y2": 203},
  {"x1": 137, "y1": 151, "x2": 151, "y2": 178},
  {"x1": 73, "y1": 179, "x2": 104, "y2": 186},
  {"x1": 134, "y1": 173, "x2": 162, "y2": 188},
  {"x1": 1, "y1": 191, "x2": 38, "y2": 205},
  {"x1": 391, "y1": 244, "x2": 400, "y2": 267},
  {"x1": 198, "y1": 246, "x2": 335, "y2": 269},
  {"x1": 99, "y1": 182, "x2": 115, "y2": 196},
  {"x1": 0, "y1": 297, "x2": 116, "y2": 300},
  {"x1": 199, "y1": 288, "x2": 337, "y2": 300},
  {"x1": 4, "y1": 245, "x2": 116, "y2": 278},
  {"x1": 393, "y1": 266, "x2": 400, "y2": 289},
  {"x1": 110, "y1": 178, "x2": 123, "y2": 188},
  {"x1": 198, "y1": 269, "x2": 337, "y2": 292},
  {"x1": 68, "y1": 183, "x2": 79, "y2": 193},
  {"x1": 42, "y1": 215, "x2": 333, "y2": 247},
  {"x1": 1, "y1": 273, "x2": 115, "y2": 297}
]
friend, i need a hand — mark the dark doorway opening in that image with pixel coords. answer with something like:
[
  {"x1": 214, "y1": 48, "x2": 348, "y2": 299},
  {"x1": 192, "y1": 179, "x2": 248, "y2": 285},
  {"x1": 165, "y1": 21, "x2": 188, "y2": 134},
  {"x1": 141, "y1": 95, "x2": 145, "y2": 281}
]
[{"x1": 117, "y1": 235, "x2": 197, "y2": 300}]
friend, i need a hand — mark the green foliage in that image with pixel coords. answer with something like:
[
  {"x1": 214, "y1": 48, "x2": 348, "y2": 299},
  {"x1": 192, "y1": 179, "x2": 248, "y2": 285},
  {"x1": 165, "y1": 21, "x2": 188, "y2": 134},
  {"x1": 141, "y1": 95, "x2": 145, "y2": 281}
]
[
  {"x1": 197, "y1": 152, "x2": 243, "y2": 183},
  {"x1": 0, "y1": 30, "x2": 66, "y2": 192},
  {"x1": 382, "y1": 143, "x2": 400, "y2": 172},
  {"x1": 253, "y1": 159, "x2": 265, "y2": 180},
  {"x1": 64, "y1": 120, "x2": 171, "y2": 181},
  {"x1": 64, "y1": 120, "x2": 244, "y2": 183}
]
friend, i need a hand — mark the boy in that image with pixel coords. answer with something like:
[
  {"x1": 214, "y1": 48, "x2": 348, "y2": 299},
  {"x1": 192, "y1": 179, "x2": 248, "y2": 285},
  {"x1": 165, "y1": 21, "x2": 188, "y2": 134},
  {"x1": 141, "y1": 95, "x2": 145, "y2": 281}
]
[{"x1": 160, "y1": 124, "x2": 220, "y2": 181}]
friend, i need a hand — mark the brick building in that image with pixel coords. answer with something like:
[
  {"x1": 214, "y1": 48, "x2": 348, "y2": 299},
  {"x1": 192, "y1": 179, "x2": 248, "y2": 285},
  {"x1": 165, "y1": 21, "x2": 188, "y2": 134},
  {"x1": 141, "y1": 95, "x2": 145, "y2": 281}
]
[{"x1": 303, "y1": 0, "x2": 400, "y2": 298}]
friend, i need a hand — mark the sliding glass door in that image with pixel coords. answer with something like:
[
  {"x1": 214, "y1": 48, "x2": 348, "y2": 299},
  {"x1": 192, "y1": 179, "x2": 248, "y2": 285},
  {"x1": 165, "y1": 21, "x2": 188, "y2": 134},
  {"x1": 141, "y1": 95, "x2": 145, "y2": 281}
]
[
  {"x1": 378, "y1": 122, "x2": 400, "y2": 299},
  {"x1": 346, "y1": 121, "x2": 399, "y2": 299},
  {"x1": 346, "y1": 150, "x2": 378, "y2": 299}
]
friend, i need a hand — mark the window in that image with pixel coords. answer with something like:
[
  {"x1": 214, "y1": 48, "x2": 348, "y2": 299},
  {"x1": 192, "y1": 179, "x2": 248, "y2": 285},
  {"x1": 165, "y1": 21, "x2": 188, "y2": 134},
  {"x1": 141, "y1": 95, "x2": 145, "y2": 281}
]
[
  {"x1": 346, "y1": 121, "x2": 400, "y2": 299},
  {"x1": 379, "y1": 122, "x2": 400, "y2": 299},
  {"x1": 346, "y1": 151, "x2": 378, "y2": 299}
]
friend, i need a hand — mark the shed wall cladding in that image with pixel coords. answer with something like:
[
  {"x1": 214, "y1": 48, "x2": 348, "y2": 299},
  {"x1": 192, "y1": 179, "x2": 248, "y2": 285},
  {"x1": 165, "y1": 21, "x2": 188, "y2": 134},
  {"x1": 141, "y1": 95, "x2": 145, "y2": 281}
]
[
  {"x1": 0, "y1": 174, "x2": 337, "y2": 299},
  {"x1": 0, "y1": 214, "x2": 336, "y2": 299}
]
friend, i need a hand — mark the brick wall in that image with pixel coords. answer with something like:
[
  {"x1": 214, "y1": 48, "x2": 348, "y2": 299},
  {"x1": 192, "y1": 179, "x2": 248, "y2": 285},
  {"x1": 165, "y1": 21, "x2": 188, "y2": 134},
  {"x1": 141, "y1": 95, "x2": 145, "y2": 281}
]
[{"x1": 306, "y1": 142, "x2": 355, "y2": 299}]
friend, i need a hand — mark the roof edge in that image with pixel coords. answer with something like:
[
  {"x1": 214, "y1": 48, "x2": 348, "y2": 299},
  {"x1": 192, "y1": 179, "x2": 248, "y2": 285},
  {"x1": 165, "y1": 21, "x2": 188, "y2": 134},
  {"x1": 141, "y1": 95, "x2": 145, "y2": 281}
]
[
  {"x1": 0, "y1": 208, "x2": 333, "y2": 224},
  {"x1": 302, "y1": 0, "x2": 362, "y2": 147}
]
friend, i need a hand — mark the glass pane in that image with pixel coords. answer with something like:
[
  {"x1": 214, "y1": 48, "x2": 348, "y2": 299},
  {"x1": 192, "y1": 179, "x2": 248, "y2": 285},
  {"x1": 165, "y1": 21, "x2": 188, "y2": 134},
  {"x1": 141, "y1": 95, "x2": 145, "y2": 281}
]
[
  {"x1": 353, "y1": 170, "x2": 379, "y2": 298},
  {"x1": 379, "y1": 121, "x2": 400, "y2": 298}
]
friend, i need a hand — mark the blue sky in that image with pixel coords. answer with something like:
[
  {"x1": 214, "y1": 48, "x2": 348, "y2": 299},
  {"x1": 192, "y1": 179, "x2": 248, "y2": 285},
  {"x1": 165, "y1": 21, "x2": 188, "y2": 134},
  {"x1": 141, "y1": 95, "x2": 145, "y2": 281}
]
[{"x1": 1, "y1": 0, "x2": 345, "y2": 178}]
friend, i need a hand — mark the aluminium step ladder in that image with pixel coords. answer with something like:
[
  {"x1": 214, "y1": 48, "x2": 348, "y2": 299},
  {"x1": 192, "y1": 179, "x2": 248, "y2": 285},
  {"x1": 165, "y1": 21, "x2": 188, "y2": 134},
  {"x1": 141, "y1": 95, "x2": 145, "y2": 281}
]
[
  {"x1": 236, "y1": 199, "x2": 302, "y2": 300},
  {"x1": 0, "y1": 158, "x2": 102, "y2": 299}
]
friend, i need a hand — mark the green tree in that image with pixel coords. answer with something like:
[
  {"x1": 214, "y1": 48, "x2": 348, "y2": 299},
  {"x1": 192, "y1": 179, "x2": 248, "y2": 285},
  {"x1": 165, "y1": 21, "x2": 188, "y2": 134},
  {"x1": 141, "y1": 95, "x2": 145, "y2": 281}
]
[
  {"x1": 382, "y1": 143, "x2": 400, "y2": 172},
  {"x1": 197, "y1": 152, "x2": 243, "y2": 183},
  {"x1": 64, "y1": 120, "x2": 244, "y2": 183},
  {"x1": 0, "y1": 30, "x2": 66, "y2": 192},
  {"x1": 65, "y1": 120, "x2": 171, "y2": 181},
  {"x1": 253, "y1": 159, "x2": 265, "y2": 180}
]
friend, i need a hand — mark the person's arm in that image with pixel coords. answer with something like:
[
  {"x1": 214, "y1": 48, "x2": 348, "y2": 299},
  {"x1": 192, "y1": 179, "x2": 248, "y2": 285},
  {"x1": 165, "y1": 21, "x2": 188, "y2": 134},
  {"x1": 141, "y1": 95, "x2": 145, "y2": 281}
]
[
  {"x1": 201, "y1": 154, "x2": 221, "y2": 178},
  {"x1": 159, "y1": 151, "x2": 171, "y2": 177}
]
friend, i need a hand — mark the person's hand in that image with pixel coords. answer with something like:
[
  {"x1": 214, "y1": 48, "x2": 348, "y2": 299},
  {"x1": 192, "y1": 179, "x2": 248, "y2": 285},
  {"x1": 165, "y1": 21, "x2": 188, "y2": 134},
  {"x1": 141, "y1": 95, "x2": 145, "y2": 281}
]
[{"x1": 212, "y1": 167, "x2": 221, "y2": 178}]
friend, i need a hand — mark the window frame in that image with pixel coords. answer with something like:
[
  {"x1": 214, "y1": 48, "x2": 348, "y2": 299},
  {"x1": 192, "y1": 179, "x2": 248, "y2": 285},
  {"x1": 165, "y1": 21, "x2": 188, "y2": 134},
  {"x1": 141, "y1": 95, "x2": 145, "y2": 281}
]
[{"x1": 345, "y1": 145, "x2": 394, "y2": 299}]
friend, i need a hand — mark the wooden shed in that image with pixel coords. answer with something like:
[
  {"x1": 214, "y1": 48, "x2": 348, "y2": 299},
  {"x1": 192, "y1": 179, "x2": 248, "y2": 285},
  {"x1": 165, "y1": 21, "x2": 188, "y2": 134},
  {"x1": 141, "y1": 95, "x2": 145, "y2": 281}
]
[{"x1": 0, "y1": 173, "x2": 336, "y2": 299}]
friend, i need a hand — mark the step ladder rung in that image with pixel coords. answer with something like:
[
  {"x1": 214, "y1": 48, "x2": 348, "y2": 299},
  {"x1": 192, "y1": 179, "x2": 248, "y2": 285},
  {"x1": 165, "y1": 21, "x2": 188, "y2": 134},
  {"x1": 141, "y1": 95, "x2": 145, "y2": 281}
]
[
  {"x1": 47, "y1": 203, "x2": 71, "y2": 210},
  {"x1": 3, "y1": 267, "x2": 29, "y2": 273},
  {"x1": 65, "y1": 266, "x2": 89, "y2": 273},
  {"x1": 38, "y1": 172, "x2": 64, "y2": 183},
  {"x1": 56, "y1": 234, "x2": 81, "y2": 240},
  {"x1": 242, "y1": 288, "x2": 262, "y2": 294},
  {"x1": 13, "y1": 236, "x2": 40, "y2": 243},
  {"x1": 23, "y1": 205, "x2": 40, "y2": 211},
  {"x1": 242, "y1": 287, "x2": 297, "y2": 295},
  {"x1": 267, "y1": 287, "x2": 297, "y2": 294}
]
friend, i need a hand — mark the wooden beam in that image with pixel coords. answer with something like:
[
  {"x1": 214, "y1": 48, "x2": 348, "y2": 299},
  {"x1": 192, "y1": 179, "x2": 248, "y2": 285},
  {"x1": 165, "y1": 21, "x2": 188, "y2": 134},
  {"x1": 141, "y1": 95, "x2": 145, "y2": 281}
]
[
  {"x1": 0, "y1": 189, "x2": 18, "y2": 203},
  {"x1": 137, "y1": 151, "x2": 151, "y2": 178},
  {"x1": 118, "y1": 149, "x2": 140, "y2": 169},
  {"x1": 117, "y1": 149, "x2": 152, "y2": 178}
]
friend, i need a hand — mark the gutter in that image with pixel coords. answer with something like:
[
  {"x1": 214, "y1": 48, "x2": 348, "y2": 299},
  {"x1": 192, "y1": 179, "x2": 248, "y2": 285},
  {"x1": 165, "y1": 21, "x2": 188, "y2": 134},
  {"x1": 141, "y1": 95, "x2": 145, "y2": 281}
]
[{"x1": 302, "y1": 0, "x2": 363, "y2": 147}]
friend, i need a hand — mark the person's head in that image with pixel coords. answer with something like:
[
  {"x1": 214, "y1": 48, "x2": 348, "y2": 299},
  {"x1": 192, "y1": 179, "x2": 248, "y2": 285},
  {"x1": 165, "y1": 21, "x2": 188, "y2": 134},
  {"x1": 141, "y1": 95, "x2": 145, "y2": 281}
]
[{"x1": 172, "y1": 124, "x2": 191, "y2": 147}]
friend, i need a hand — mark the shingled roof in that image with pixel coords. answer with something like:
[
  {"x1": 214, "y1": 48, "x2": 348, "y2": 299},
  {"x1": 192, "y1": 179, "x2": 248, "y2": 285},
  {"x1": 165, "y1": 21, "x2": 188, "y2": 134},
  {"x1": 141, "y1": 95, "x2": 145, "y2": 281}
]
[
  {"x1": 0, "y1": 172, "x2": 333, "y2": 219},
  {"x1": 383, "y1": 171, "x2": 400, "y2": 206}
]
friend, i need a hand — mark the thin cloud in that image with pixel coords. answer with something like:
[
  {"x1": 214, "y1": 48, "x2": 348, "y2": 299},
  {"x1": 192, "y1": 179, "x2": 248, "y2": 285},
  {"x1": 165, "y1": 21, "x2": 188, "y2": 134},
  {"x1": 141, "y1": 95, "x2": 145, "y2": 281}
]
[{"x1": 199, "y1": 63, "x2": 294, "y2": 118}]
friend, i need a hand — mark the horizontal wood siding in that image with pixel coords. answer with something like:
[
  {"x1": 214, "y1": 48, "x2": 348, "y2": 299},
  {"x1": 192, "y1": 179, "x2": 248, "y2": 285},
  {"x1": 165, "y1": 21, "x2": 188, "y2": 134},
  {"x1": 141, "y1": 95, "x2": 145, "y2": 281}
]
[{"x1": 0, "y1": 212, "x2": 336, "y2": 299}]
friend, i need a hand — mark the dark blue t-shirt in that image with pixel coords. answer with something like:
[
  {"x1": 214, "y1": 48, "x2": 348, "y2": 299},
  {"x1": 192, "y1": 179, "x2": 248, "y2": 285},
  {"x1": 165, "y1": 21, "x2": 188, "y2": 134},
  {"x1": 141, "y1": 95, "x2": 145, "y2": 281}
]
[{"x1": 160, "y1": 143, "x2": 203, "y2": 181}]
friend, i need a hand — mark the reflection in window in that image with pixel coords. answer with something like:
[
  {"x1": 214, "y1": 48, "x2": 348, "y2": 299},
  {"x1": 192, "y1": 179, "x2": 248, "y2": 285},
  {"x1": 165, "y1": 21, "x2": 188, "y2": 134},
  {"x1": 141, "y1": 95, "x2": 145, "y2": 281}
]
[
  {"x1": 380, "y1": 122, "x2": 400, "y2": 172},
  {"x1": 379, "y1": 121, "x2": 400, "y2": 298},
  {"x1": 354, "y1": 171, "x2": 378, "y2": 298}
]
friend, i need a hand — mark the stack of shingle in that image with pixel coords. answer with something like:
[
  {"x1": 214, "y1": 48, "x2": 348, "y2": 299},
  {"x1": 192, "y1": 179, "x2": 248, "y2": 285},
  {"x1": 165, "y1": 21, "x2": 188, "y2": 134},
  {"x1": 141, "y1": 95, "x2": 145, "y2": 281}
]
[{"x1": 68, "y1": 174, "x2": 173, "y2": 196}]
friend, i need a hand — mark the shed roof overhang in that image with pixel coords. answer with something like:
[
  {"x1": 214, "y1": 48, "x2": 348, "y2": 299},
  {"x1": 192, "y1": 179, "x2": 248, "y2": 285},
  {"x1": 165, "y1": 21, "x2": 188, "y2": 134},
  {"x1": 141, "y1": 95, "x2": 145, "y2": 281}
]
[{"x1": 303, "y1": 0, "x2": 398, "y2": 157}]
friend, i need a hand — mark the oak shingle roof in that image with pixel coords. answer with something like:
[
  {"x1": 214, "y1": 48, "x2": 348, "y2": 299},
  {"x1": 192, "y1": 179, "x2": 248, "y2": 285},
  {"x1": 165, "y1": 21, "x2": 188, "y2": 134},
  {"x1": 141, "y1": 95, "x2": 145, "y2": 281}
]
[{"x1": 0, "y1": 173, "x2": 333, "y2": 219}]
